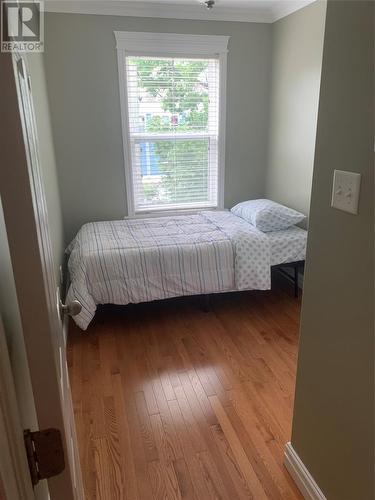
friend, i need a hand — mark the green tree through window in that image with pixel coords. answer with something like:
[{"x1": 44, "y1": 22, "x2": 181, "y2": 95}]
[{"x1": 130, "y1": 57, "x2": 211, "y2": 205}]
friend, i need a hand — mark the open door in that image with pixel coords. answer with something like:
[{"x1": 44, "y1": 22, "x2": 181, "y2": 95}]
[{"x1": 0, "y1": 49, "x2": 84, "y2": 499}]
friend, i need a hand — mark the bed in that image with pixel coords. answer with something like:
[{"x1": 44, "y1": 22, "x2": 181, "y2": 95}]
[{"x1": 66, "y1": 210, "x2": 307, "y2": 330}]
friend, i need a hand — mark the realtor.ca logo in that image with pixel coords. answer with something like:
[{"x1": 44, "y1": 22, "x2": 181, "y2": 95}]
[{"x1": 1, "y1": 1, "x2": 44, "y2": 52}]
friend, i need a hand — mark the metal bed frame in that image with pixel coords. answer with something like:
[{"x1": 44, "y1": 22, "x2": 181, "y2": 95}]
[
  {"x1": 271, "y1": 260, "x2": 305, "y2": 298},
  {"x1": 202, "y1": 260, "x2": 305, "y2": 311}
]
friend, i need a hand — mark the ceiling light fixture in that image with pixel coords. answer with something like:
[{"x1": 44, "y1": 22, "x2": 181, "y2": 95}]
[{"x1": 205, "y1": 0, "x2": 215, "y2": 10}]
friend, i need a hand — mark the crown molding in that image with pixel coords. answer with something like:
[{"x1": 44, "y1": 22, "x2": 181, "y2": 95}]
[
  {"x1": 44, "y1": 1, "x2": 273, "y2": 23},
  {"x1": 271, "y1": 0, "x2": 316, "y2": 22},
  {"x1": 115, "y1": 31, "x2": 230, "y2": 53},
  {"x1": 45, "y1": 0, "x2": 317, "y2": 23}
]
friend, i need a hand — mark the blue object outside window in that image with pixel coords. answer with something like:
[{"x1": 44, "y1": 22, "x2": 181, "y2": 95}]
[{"x1": 140, "y1": 142, "x2": 160, "y2": 176}]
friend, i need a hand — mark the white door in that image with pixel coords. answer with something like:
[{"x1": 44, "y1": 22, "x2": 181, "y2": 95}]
[{"x1": 0, "y1": 50, "x2": 84, "y2": 500}]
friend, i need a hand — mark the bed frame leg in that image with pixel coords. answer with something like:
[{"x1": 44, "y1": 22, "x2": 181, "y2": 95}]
[
  {"x1": 203, "y1": 294, "x2": 211, "y2": 313},
  {"x1": 294, "y1": 264, "x2": 299, "y2": 298}
]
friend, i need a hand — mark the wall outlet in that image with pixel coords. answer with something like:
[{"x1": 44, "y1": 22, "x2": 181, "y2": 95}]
[{"x1": 331, "y1": 169, "x2": 361, "y2": 215}]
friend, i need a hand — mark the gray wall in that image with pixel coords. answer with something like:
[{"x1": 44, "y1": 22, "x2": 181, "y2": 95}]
[
  {"x1": 43, "y1": 14, "x2": 272, "y2": 243},
  {"x1": 291, "y1": 2, "x2": 374, "y2": 499},
  {"x1": 265, "y1": 0, "x2": 326, "y2": 219}
]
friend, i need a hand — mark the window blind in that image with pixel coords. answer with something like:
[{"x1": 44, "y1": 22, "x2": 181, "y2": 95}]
[{"x1": 125, "y1": 56, "x2": 220, "y2": 213}]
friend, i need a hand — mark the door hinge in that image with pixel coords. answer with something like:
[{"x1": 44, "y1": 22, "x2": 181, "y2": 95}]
[{"x1": 24, "y1": 428, "x2": 65, "y2": 486}]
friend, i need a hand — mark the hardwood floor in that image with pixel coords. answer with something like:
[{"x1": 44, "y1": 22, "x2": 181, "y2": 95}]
[{"x1": 67, "y1": 282, "x2": 303, "y2": 500}]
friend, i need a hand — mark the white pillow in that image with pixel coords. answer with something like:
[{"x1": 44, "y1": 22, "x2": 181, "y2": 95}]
[{"x1": 231, "y1": 199, "x2": 305, "y2": 232}]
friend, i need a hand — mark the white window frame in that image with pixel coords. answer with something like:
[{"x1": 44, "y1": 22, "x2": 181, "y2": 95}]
[{"x1": 115, "y1": 31, "x2": 229, "y2": 216}]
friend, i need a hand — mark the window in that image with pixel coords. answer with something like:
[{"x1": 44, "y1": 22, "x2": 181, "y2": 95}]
[{"x1": 115, "y1": 32, "x2": 229, "y2": 215}]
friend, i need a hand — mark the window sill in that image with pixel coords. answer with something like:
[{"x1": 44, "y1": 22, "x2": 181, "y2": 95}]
[{"x1": 124, "y1": 206, "x2": 224, "y2": 220}]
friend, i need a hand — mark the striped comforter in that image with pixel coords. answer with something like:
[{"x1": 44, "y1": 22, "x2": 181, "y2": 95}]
[{"x1": 66, "y1": 212, "x2": 271, "y2": 330}]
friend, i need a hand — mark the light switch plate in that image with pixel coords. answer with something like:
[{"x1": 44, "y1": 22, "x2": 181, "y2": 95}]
[{"x1": 331, "y1": 169, "x2": 361, "y2": 215}]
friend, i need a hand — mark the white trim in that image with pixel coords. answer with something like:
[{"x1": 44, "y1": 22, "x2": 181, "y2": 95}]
[
  {"x1": 284, "y1": 442, "x2": 327, "y2": 500},
  {"x1": 115, "y1": 31, "x2": 228, "y2": 216},
  {"x1": 130, "y1": 132, "x2": 216, "y2": 141},
  {"x1": 124, "y1": 207, "x2": 226, "y2": 220},
  {"x1": 115, "y1": 31, "x2": 229, "y2": 55},
  {"x1": 46, "y1": 0, "x2": 271, "y2": 22},
  {"x1": 271, "y1": 0, "x2": 317, "y2": 22},
  {"x1": 0, "y1": 316, "x2": 34, "y2": 500},
  {"x1": 136, "y1": 201, "x2": 219, "y2": 213},
  {"x1": 218, "y1": 50, "x2": 227, "y2": 210},
  {"x1": 45, "y1": 0, "x2": 316, "y2": 23},
  {"x1": 116, "y1": 46, "x2": 136, "y2": 215}
]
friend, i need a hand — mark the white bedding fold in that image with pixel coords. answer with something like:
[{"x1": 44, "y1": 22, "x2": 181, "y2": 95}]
[{"x1": 201, "y1": 211, "x2": 271, "y2": 291}]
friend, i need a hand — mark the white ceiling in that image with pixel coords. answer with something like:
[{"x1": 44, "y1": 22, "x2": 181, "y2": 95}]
[{"x1": 45, "y1": 0, "x2": 317, "y2": 23}]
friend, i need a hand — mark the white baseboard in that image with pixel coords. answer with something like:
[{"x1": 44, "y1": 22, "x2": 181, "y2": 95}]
[{"x1": 284, "y1": 442, "x2": 327, "y2": 500}]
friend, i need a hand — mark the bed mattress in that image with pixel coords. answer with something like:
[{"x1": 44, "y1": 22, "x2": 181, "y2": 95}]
[
  {"x1": 66, "y1": 211, "x2": 307, "y2": 330},
  {"x1": 267, "y1": 226, "x2": 307, "y2": 266},
  {"x1": 201, "y1": 211, "x2": 307, "y2": 266}
]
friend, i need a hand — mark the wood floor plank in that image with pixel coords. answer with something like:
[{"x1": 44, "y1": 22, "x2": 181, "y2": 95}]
[
  {"x1": 102, "y1": 396, "x2": 123, "y2": 498},
  {"x1": 210, "y1": 423, "x2": 254, "y2": 500},
  {"x1": 176, "y1": 372, "x2": 243, "y2": 499},
  {"x1": 75, "y1": 400, "x2": 96, "y2": 499},
  {"x1": 209, "y1": 395, "x2": 268, "y2": 500},
  {"x1": 111, "y1": 373, "x2": 142, "y2": 500},
  {"x1": 180, "y1": 370, "x2": 219, "y2": 426},
  {"x1": 150, "y1": 414, "x2": 183, "y2": 500},
  {"x1": 135, "y1": 355, "x2": 160, "y2": 416},
  {"x1": 173, "y1": 459, "x2": 197, "y2": 500},
  {"x1": 224, "y1": 402, "x2": 298, "y2": 499},
  {"x1": 134, "y1": 391, "x2": 159, "y2": 462},
  {"x1": 68, "y1": 284, "x2": 303, "y2": 500},
  {"x1": 167, "y1": 399, "x2": 215, "y2": 500},
  {"x1": 174, "y1": 384, "x2": 207, "y2": 454},
  {"x1": 147, "y1": 460, "x2": 169, "y2": 500},
  {"x1": 196, "y1": 449, "x2": 235, "y2": 500},
  {"x1": 93, "y1": 438, "x2": 112, "y2": 500},
  {"x1": 148, "y1": 362, "x2": 184, "y2": 462}
]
